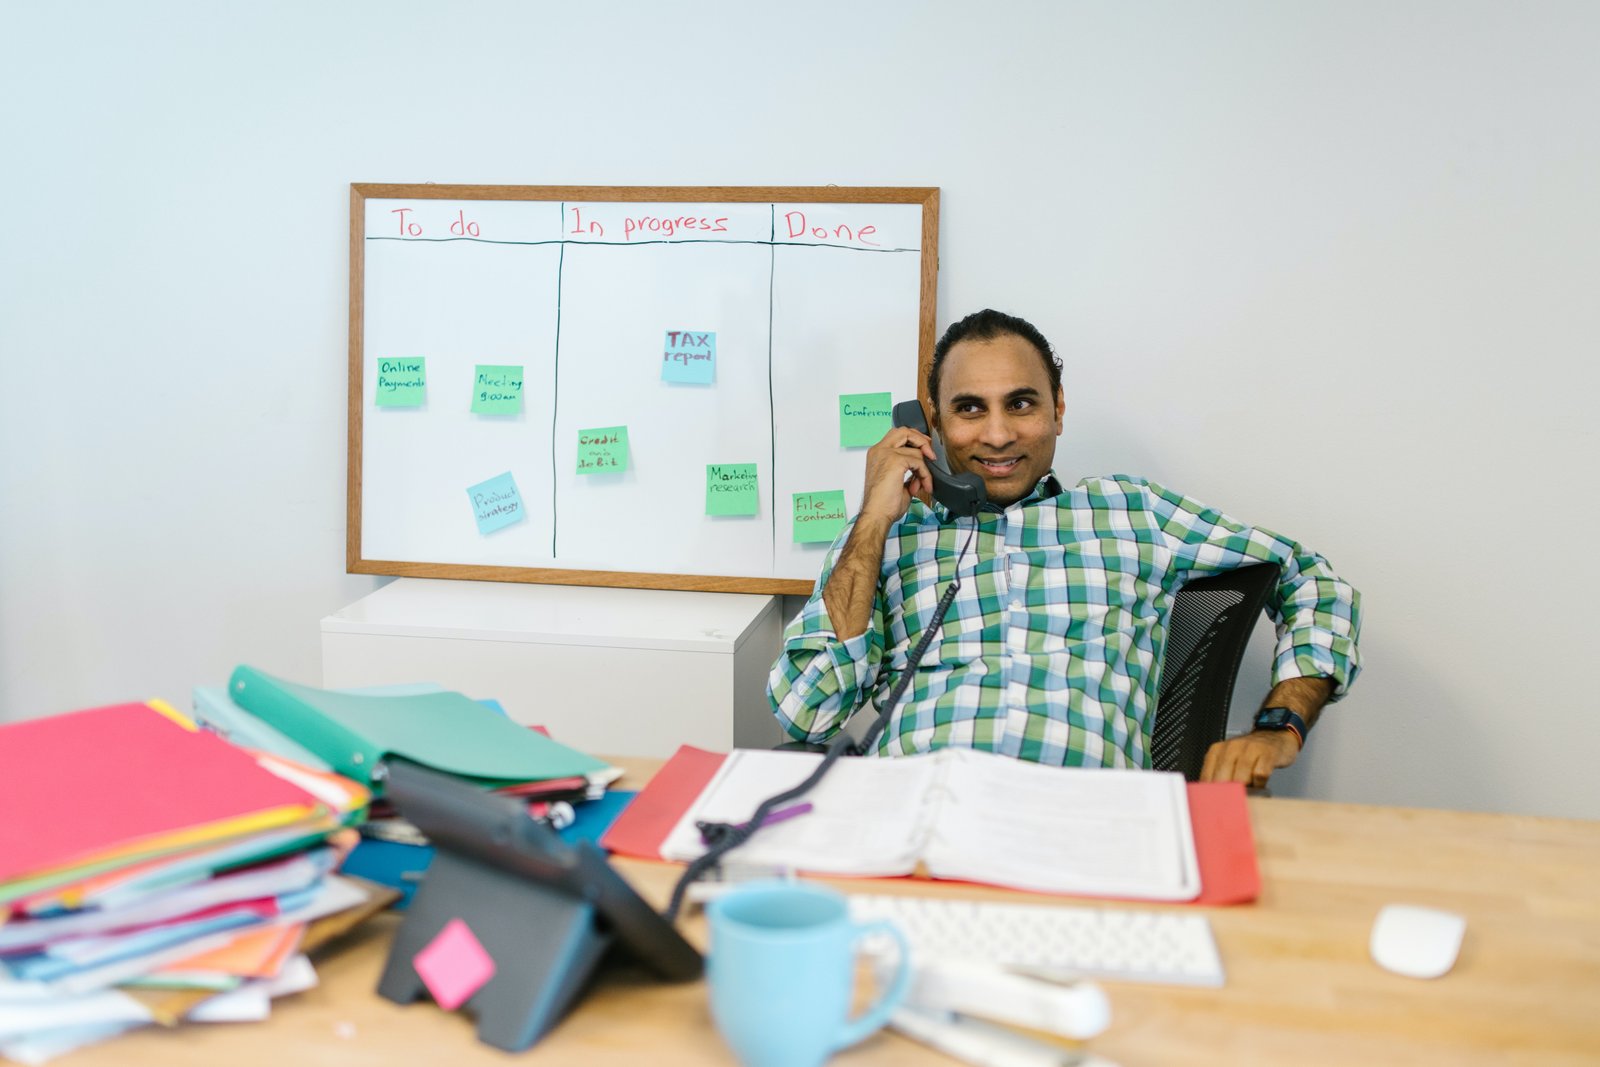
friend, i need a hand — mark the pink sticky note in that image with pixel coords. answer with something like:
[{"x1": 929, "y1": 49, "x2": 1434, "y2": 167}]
[{"x1": 413, "y1": 918, "x2": 496, "y2": 1011}]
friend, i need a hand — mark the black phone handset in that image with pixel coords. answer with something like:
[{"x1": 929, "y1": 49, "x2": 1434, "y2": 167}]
[{"x1": 891, "y1": 400, "x2": 988, "y2": 518}]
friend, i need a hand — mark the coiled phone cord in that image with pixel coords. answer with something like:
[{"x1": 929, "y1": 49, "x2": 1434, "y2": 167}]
[{"x1": 664, "y1": 519, "x2": 981, "y2": 922}]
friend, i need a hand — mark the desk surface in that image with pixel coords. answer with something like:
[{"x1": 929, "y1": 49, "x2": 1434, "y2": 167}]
[{"x1": 60, "y1": 758, "x2": 1600, "y2": 1066}]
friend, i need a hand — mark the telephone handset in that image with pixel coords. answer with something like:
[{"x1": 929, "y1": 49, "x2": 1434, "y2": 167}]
[{"x1": 891, "y1": 400, "x2": 988, "y2": 517}]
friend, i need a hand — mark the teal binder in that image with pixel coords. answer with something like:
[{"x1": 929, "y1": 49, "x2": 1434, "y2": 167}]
[{"x1": 227, "y1": 665, "x2": 610, "y2": 792}]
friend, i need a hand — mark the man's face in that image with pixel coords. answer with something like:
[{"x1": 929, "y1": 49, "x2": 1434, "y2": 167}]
[{"x1": 933, "y1": 334, "x2": 1065, "y2": 509}]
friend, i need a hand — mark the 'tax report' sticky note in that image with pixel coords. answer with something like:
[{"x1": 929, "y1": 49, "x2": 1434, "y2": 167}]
[
  {"x1": 661, "y1": 330, "x2": 716, "y2": 384},
  {"x1": 376, "y1": 358, "x2": 426, "y2": 407},
  {"x1": 471, "y1": 364, "x2": 524, "y2": 414},
  {"x1": 839, "y1": 392, "x2": 892, "y2": 447},
  {"x1": 577, "y1": 426, "x2": 629, "y2": 474},
  {"x1": 413, "y1": 918, "x2": 497, "y2": 1012},
  {"x1": 466, "y1": 472, "x2": 526, "y2": 535},
  {"x1": 793, "y1": 491, "x2": 848, "y2": 544},
  {"x1": 706, "y1": 464, "x2": 758, "y2": 516}
]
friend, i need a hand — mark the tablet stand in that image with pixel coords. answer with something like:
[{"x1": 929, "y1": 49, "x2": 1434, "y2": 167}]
[{"x1": 377, "y1": 847, "x2": 613, "y2": 1051}]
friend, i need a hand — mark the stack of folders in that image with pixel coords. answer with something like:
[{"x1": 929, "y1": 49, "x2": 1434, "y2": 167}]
[
  {"x1": 0, "y1": 700, "x2": 380, "y2": 1064},
  {"x1": 198, "y1": 666, "x2": 625, "y2": 907}
]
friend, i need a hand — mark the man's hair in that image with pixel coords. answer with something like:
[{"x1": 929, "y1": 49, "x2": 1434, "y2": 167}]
[{"x1": 927, "y1": 309, "x2": 1062, "y2": 408}]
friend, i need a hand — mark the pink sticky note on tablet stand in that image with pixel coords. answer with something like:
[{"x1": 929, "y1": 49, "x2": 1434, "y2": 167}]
[{"x1": 414, "y1": 918, "x2": 497, "y2": 1011}]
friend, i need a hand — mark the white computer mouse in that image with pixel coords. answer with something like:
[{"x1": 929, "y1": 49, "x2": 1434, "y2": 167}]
[{"x1": 1369, "y1": 904, "x2": 1466, "y2": 979}]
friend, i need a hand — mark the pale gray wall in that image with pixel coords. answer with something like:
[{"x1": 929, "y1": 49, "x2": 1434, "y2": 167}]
[{"x1": 3, "y1": 1, "x2": 1596, "y2": 818}]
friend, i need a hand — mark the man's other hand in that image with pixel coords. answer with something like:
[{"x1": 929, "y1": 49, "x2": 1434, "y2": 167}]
[{"x1": 1200, "y1": 729, "x2": 1302, "y2": 788}]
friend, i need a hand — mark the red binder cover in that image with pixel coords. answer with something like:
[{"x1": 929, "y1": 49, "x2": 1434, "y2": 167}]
[{"x1": 602, "y1": 745, "x2": 1260, "y2": 905}]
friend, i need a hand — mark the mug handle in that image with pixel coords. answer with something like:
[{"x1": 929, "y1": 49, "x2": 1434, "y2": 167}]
[{"x1": 833, "y1": 919, "x2": 912, "y2": 1050}]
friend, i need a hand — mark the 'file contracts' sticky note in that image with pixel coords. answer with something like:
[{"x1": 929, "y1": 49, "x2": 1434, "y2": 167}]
[{"x1": 793, "y1": 490, "x2": 848, "y2": 544}]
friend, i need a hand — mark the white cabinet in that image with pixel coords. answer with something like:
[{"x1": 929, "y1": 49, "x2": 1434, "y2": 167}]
[{"x1": 321, "y1": 578, "x2": 786, "y2": 757}]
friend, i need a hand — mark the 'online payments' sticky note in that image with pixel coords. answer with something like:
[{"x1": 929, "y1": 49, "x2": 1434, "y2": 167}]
[{"x1": 376, "y1": 358, "x2": 426, "y2": 407}]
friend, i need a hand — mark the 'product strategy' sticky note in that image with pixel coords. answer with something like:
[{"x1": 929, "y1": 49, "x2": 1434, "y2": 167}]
[
  {"x1": 471, "y1": 364, "x2": 524, "y2": 414},
  {"x1": 466, "y1": 472, "x2": 525, "y2": 535},
  {"x1": 839, "y1": 392, "x2": 892, "y2": 447},
  {"x1": 661, "y1": 330, "x2": 716, "y2": 384},
  {"x1": 376, "y1": 358, "x2": 426, "y2": 407},
  {"x1": 577, "y1": 426, "x2": 629, "y2": 474},
  {"x1": 793, "y1": 491, "x2": 848, "y2": 544},
  {"x1": 706, "y1": 464, "x2": 759, "y2": 516}
]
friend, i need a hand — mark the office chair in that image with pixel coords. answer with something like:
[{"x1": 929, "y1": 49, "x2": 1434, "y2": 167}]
[
  {"x1": 1148, "y1": 562, "x2": 1279, "y2": 781},
  {"x1": 776, "y1": 562, "x2": 1279, "y2": 781}
]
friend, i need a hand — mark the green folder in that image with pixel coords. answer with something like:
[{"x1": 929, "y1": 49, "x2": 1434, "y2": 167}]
[{"x1": 227, "y1": 665, "x2": 611, "y2": 793}]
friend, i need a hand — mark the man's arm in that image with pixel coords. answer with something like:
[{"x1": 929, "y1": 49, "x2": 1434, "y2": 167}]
[{"x1": 767, "y1": 425, "x2": 940, "y2": 741}]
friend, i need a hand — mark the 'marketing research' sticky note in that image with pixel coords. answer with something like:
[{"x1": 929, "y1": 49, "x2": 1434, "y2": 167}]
[
  {"x1": 577, "y1": 426, "x2": 630, "y2": 474},
  {"x1": 471, "y1": 364, "x2": 524, "y2": 414},
  {"x1": 466, "y1": 471, "x2": 525, "y2": 535},
  {"x1": 661, "y1": 330, "x2": 716, "y2": 384},
  {"x1": 376, "y1": 358, "x2": 427, "y2": 407},
  {"x1": 706, "y1": 463, "x2": 759, "y2": 516},
  {"x1": 839, "y1": 391, "x2": 892, "y2": 447},
  {"x1": 793, "y1": 490, "x2": 848, "y2": 544}
]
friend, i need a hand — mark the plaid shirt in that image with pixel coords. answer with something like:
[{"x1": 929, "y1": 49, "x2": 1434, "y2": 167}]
[{"x1": 768, "y1": 473, "x2": 1362, "y2": 767}]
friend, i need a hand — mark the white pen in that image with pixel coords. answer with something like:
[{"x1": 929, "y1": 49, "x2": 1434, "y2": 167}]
[{"x1": 890, "y1": 1006, "x2": 1119, "y2": 1067}]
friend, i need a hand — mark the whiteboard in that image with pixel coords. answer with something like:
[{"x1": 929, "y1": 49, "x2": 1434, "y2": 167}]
[{"x1": 348, "y1": 185, "x2": 939, "y2": 594}]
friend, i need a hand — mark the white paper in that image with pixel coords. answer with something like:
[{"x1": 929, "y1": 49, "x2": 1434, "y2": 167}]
[{"x1": 660, "y1": 747, "x2": 1199, "y2": 900}]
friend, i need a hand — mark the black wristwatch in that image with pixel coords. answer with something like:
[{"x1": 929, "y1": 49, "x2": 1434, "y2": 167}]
[{"x1": 1253, "y1": 706, "x2": 1308, "y2": 748}]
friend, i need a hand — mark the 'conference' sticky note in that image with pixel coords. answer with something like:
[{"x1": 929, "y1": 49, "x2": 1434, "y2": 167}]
[
  {"x1": 793, "y1": 491, "x2": 848, "y2": 544},
  {"x1": 706, "y1": 464, "x2": 759, "y2": 516},
  {"x1": 839, "y1": 392, "x2": 892, "y2": 447},
  {"x1": 376, "y1": 358, "x2": 426, "y2": 407},
  {"x1": 577, "y1": 426, "x2": 629, "y2": 474},
  {"x1": 413, "y1": 918, "x2": 496, "y2": 1012},
  {"x1": 466, "y1": 472, "x2": 525, "y2": 535},
  {"x1": 471, "y1": 364, "x2": 524, "y2": 414},
  {"x1": 661, "y1": 330, "x2": 716, "y2": 384}
]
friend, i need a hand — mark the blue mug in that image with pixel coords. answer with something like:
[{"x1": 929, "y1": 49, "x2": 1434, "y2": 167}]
[{"x1": 707, "y1": 881, "x2": 910, "y2": 1067}]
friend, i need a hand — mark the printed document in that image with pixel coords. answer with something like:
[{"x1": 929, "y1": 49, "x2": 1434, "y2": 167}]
[{"x1": 659, "y1": 748, "x2": 1201, "y2": 900}]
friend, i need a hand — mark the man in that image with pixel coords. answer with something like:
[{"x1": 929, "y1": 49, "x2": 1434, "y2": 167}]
[{"x1": 768, "y1": 309, "x2": 1361, "y2": 787}]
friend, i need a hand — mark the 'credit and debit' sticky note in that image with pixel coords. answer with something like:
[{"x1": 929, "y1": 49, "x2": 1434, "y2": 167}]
[
  {"x1": 376, "y1": 358, "x2": 426, "y2": 407},
  {"x1": 706, "y1": 464, "x2": 758, "y2": 516},
  {"x1": 793, "y1": 491, "x2": 848, "y2": 544},
  {"x1": 577, "y1": 426, "x2": 629, "y2": 474}
]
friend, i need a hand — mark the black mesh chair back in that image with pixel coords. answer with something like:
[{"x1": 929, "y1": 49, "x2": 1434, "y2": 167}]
[{"x1": 1149, "y1": 562, "x2": 1280, "y2": 781}]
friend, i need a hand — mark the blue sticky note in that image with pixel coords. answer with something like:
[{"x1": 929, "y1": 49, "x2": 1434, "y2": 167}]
[
  {"x1": 661, "y1": 330, "x2": 716, "y2": 384},
  {"x1": 466, "y1": 472, "x2": 526, "y2": 535}
]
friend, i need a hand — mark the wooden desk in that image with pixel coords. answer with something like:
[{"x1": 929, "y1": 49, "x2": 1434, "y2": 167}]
[{"x1": 61, "y1": 759, "x2": 1600, "y2": 1066}]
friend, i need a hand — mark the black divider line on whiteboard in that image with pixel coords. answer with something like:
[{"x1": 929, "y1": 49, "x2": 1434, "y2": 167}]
[
  {"x1": 551, "y1": 213, "x2": 566, "y2": 558},
  {"x1": 365, "y1": 236, "x2": 919, "y2": 254}
]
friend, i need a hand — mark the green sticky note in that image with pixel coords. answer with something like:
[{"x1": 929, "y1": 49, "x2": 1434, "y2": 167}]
[
  {"x1": 839, "y1": 392, "x2": 892, "y2": 447},
  {"x1": 376, "y1": 358, "x2": 426, "y2": 407},
  {"x1": 471, "y1": 364, "x2": 524, "y2": 414},
  {"x1": 706, "y1": 464, "x2": 759, "y2": 516},
  {"x1": 577, "y1": 426, "x2": 629, "y2": 475},
  {"x1": 793, "y1": 490, "x2": 848, "y2": 544}
]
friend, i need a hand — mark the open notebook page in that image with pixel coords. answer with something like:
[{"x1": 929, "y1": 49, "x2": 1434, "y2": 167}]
[
  {"x1": 658, "y1": 749, "x2": 942, "y2": 875},
  {"x1": 924, "y1": 749, "x2": 1201, "y2": 900}
]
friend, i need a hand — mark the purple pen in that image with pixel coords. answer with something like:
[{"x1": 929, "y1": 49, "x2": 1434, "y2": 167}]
[{"x1": 699, "y1": 801, "x2": 814, "y2": 845}]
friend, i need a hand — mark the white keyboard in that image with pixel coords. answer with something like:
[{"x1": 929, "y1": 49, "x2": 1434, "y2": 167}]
[{"x1": 849, "y1": 893, "x2": 1225, "y2": 987}]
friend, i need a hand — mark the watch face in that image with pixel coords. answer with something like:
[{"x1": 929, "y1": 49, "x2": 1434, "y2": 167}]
[{"x1": 1257, "y1": 708, "x2": 1292, "y2": 728}]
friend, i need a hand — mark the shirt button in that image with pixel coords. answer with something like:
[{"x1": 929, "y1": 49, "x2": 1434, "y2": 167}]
[{"x1": 1009, "y1": 598, "x2": 1022, "y2": 610}]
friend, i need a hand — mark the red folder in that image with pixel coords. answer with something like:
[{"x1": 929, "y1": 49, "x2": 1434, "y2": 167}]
[{"x1": 602, "y1": 745, "x2": 1260, "y2": 906}]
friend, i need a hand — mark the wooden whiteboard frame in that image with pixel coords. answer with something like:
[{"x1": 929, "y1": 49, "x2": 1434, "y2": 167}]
[{"x1": 347, "y1": 184, "x2": 940, "y2": 595}]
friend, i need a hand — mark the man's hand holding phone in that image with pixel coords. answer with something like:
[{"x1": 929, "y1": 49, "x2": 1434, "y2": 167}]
[{"x1": 861, "y1": 427, "x2": 938, "y2": 524}]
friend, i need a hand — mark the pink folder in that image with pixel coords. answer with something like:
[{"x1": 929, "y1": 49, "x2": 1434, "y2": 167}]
[{"x1": 0, "y1": 703, "x2": 321, "y2": 888}]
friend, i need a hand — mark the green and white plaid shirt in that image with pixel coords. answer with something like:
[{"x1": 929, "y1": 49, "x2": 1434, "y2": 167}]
[{"x1": 768, "y1": 473, "x2": 1362, "y2": 767}]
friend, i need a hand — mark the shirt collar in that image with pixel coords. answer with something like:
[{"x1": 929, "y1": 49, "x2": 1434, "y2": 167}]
[{"x1": 930, "y1": 471, "x2": 1065, "y2": 522}]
